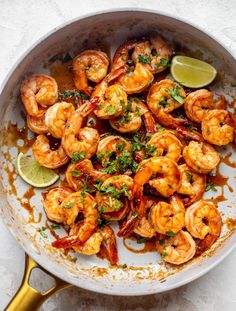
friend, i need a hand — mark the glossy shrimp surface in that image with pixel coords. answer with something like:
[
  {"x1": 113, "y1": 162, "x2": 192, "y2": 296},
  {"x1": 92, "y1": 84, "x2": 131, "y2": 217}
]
[
  {"x1": 96, "y1": 136, "x2": 132, "y2": 168},
  {"x1": 62, "y1": 100, "x2": 100, "y2": 158},
  {"x1": 95, "y1": 175, "x2": 133, "y2": 217},
  {"x1": 132, "y1": 37, "x2": 172, "y2": 74},
  {"x1": 109, "y1": 98, "x2": 156, "y2": 134},
  {"x1": 52, "y1": 191, "x2": 98, "y2": 248},
  {"x1": 183, "y1": 141, "x2": 220, "y2": 174},
  {"x1": 184, "y1": 89, "x2": 226, "y2": 123},
  {"x1": 45, "y1": 102, "x2": 75, "y2": 138},
  {"x1": 21, "y1": 74, "x2": 58, "y2": 117},
  {"x1": 185, "y1": 200, "x2": 222, "y2": 240},
  {"x1": 150, "y1": 195, "x2": 185, "y2": 235},
  {"x1": 43, "y1": 187, "x2": 74, "y2": 223},
  {"x1": 156, "y1": 230, "x2": 196, "y2": 265},
  {"x1": 72, "y1": 50, "x2": 109, "y2": 95},
  {"x1": 147, "y1": 79, "x2": 186, "y2": 127},
  {"x1": 202, "y1": 109, "x2": 234, "y2": 145},
  {"x1": 27, "y1": 111, "x2": 48, "y2": 134},
  {"x1": 138, "y1": 157, "x2": 181, "y2": 197},
  {"x1": 32, "y1": 134, "x2": 69, "y2": 168},
  {"x1": 145, "y1": 130, "x2": 182, "y2": 161},
  {"x1": 177, "y1": 164, "x2": 206, "y2": 206}
]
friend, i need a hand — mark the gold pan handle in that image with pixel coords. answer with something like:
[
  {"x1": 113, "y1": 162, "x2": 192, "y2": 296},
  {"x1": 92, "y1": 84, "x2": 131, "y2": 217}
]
[{"x1": 5, "y1": 254, "x2": 71, "y2": 311}]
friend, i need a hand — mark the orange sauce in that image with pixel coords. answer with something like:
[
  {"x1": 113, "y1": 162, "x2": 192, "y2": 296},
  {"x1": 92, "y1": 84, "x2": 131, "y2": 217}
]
[
  {"x1": 221, "y1": 152, "x2": 236, "y2": 169},
  {"x1": 1, "y1": 122, "x2": 35, "y2": 154},
  {"x1": 123, "y1": 236, "x2": 156, "y2": 254},
  {"x1": 6, "y1": 167, "x2": 17, "y2": 196},
  {"x1": 49, "y1": 61, "x2": 75, "y2": 91},
  {"x1": 225, "y1": 218, "x2": 236, "y2": 230}
]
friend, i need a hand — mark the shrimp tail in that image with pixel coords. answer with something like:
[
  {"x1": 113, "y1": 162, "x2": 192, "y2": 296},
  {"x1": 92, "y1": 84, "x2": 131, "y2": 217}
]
[
  {"x1": 174, "y1": 125, "x2": 204, "y2": 141},
  {"x1": 79, "y1": 96, "x2": 100, "y2": 117},
  {"x1": 51, "y1": 234, "x2": 81, "y2": 249},
  {"x1": 106, "y1": 65, "x2": 128, "y2": 83},
  {"x1": 143, "y1": 111, "x2": 157, "y2": 134},
  {"x1": 117, "y1": 215, "x2": 137, "y2": 237},
  {"x1": 100, "y1": 226, "x2": 118, "y2": 264}
]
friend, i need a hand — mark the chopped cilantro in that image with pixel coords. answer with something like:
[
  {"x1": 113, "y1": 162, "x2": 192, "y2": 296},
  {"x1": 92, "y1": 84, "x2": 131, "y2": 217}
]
[
  {"x1": 106, "y1": 105, "x2": 117, "y2": 115},
  {"x1": 187, "y1": 124, "x2": 197, "y2": 131},
  {"x1": 63, "y1": 202, "x2": 75, "y2": 209},
  {"x1": 71, "y1": 151, "x2": 86, "y2": 163},
  {"x1": 160, "y1": 58, "x2": 169, "y2": 67},
  {"x1": 205, "y1": 182, "x2": 217, "y2": 192},
  {"x1": 138, "y1": 54, "x2": 152, "y2": 64},
  {"x1": 137, "y1": 237, "x2": 147, "y2": 244},
  {"x1": 185, "y1": 171, "x2": 193, "y2": 182},
  {"x1": 122, "y1": 263, "x2": 127, "y2": 268},
  {"x1": 116, "y1": 142, "x2": 125, "y2": 152},
  {"x1": 71, "y1": 170, "x2": 82, "y2": 178},
  {"x1": 39, "y1": 227, "x2": 48, "y2": 238},
  {"x1": 159, "y1": 239, "x2": 165, "y2": 246},
  {"x1": 166, "y1": 231, "x2": 176, "y2": 237},
  {"x1": 166, "y1": 84, "x2": 185, "y2": 104},
  {"x1": 145, "y1": 144, "x2": 157, "y2": 154},
  {"x1": 51, "y1": 224, "x2": 60, "y2": 229},
  {"x1": 58, "y1": 90, "x2": 89, "y2": 101},
  {"x1": 162, "y1": 251, "x2": 168, "y2": 259}
]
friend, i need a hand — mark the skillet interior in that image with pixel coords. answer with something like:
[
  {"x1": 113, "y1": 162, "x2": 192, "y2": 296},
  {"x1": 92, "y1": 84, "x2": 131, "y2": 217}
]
[{"x1": 0, "y1": 10, "x2": 236, "y2": 295}]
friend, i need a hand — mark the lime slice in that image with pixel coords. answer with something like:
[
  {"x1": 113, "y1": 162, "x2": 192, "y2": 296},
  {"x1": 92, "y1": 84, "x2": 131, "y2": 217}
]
[
  {"x1": 16, "y1": 152, "x2": 59, "y2": 188},
  {"x1": 171, "y1": 55, "x2": 217, "y2": 88}
]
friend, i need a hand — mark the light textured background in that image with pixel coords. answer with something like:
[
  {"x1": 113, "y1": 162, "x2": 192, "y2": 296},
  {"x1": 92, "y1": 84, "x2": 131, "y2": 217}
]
[{"x1": 1, "y1": 0, "x2": 236, "y2": 310}]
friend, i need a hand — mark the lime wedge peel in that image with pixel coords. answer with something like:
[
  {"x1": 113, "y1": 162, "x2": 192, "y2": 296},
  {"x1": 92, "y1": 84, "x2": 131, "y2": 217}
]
[
  {"x1": 170, "y1": 55, "x2": 217, "y2": 88},
  {"x1": 16, "y1": 152, "x2": 59, "y2": 188}
]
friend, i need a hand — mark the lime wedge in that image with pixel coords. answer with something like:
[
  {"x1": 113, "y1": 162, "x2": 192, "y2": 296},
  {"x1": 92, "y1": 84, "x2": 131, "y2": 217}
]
[
  {"x1": 16, "y1": 152, "x2": 59, "y2": 188},
  {"x1": 170, "y1": 56, "x2": 217, "y2": 88}
]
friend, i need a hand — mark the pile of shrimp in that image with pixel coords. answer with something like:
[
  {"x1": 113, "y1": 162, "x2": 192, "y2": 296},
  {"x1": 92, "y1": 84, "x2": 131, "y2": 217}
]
[{"x1": 20, "y1": 36, "x2": 236, "y2": 266}]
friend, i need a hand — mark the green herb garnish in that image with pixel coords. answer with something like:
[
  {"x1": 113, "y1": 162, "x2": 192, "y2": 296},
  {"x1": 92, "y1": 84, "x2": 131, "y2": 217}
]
[
  {"x1": 138, "y1": 54, "x2": 152, "y2": 64},
  {"x1": 205, "y1": 182, "x2": 217, "y2": 192},
  {"x1": 71, "y1": 151, "x2": 86, "y2": 163},
  {"x1": 166, "y1": 231, "x2": 176, "y2": 237},
  {"x1": 166, "y1": 84, "x2": 185, "y2": 104}
]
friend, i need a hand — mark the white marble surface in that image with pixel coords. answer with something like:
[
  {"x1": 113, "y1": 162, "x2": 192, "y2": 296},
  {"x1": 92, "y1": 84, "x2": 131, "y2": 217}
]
[{"x1": 1, "y1": 0, "x2": 236, "y2": 310}]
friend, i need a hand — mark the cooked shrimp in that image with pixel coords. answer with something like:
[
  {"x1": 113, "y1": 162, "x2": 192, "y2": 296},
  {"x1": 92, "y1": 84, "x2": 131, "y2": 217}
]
[
  {"x1": 118, "y1": 157, "x2": 180, "y2": 237},
  {"x1": 62, "y1": 98, "x2": 100, "y2": 158},
  {"x1": 71, "y1": 225, "x2": 118, "y2": 264},
  {"x1": 109, "y1": 98, "x2": 156, "y2": 134},
  {"x1": 134, "y1": 216, "x2": 156, "y2": 238},
  {"x1": 45, "y1": 102, "x2": 75, "y2": 138},
  {"x1": 118, "y1": 63, "x2": 153, "y2": 94},
  {"x1": 52, "y1": 191, "x2": 98, "y2": 248},
  {"x1": 96, "y1": 175, "x2": 133, "y2": 216},
  {"x1": 202, "y1": 109, "x2": 234, "y2": 146},
  {"x1": 145, "y1": 130, "x2": 182, "y2": 161},
  {"x1": 184, "y1": 89, "x2": 226, "y2": 123},
  {"x1": 150, "y1": 194, "x2": 185, "y2": 235},
  {"x1": 183, "y1": 141, "x2": 220, "y2": 174},
  {"x1": 72, "y1": 50, "x2": 109, "y2": 95},
  {"x1": 177, "y1": 164, "x2": 206, "y2": 206},
  {"x1": 185, "y1": 200, "x2": 222, "y2": 240},
  {"x1": 43, "y1": 187, "x2": 74, "y2": 223},
  {"x1": 147, "y1": 79, "x2": 186, "y2": 127},
  {"x1": 99, "y1": 226, "x2": 118, "y2": 264},
  {"x1": 72, "y1": 229, "x2": 103, "y2": 255},
  {"x1": 132, "y1": 37, "x2": 172, "y2": 74},
  {"x1": 27, "y1": 111, "x2": 48, "y2": 134},
  {"x1": 96, "y1": 136, "x2": 132, "y2": 168},
  {"x1": 20, "y1": 74, "x2": 58, "y2": 117},
  {"x1": 112, "y1": 39, "x2": 139, "y2": 71},
  {"x1": 32, "y1": 134, "x2": 69, "y2": 168},
  {"x1": 156, "y1": 230, "x2": 196, "y2": 265},
  {"x1": 138, "y1": 157, "x2": 181, "y2": 197},
  {"x1": 112, "y1": 40, "x2": 154, "y2": 94},
  {"x1": 92, "y1": 66, "x2": 128, "y2": 119},
  {"x1": 66, "y1": 159, "x2": 109, "y2": 191}
]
